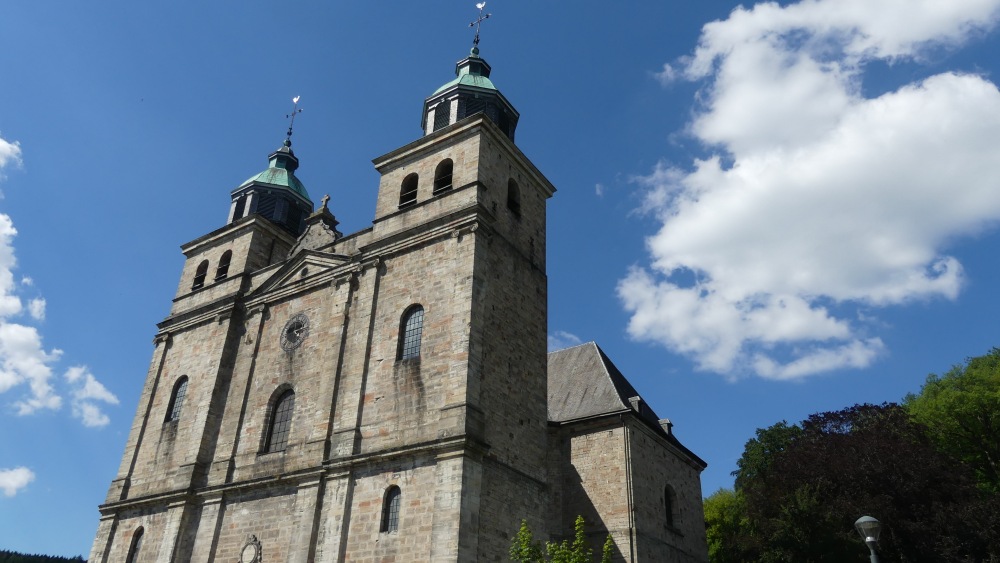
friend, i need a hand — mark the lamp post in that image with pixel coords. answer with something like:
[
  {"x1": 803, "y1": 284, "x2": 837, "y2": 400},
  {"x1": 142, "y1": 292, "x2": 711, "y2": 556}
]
[{"x1": 854, "y1": 516, "x2": 882, "y2": 563}]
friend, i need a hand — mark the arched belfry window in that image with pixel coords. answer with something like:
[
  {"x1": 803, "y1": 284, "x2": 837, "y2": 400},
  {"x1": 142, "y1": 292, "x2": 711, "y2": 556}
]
[
  {"x1": 433, "y1": 159, "x2": 453, "y2": 194},
  {"x1": 664, "y1": 485, "x2": 677, "y2": 529},
  {"x1": 507, "y1": 179, "x2": 521, "y2": 217},
  {"x1": 192, "y1": 260, "x2": 209, "y2": 290},
  {"x1": 433, "y1": 100, "x2": 451, "y2": 131},
  {"x1": 215, "y1": 250, "x2": 232, "y2": 281},
  {"x1": 399, "y1": 173, "x2": 418, "y2": 208},
  {"x1": 165, "y1": 376, "x2": 189, "y2": 422},
  {"x1": 398, "y1": 305, "x2": 424, "y2": 360},
  {"x1": 381, "y1": 486, "x2": 401, "y2": 533},
  {"x1": 233, "y1": 194, "x2": 249, "y2": 221},
  {"x1": 126, "y1": 526, "x2": 144, "y2": 563},
  {"x1": 264, "y1": 389, "x2": 295, "y2": 453}
]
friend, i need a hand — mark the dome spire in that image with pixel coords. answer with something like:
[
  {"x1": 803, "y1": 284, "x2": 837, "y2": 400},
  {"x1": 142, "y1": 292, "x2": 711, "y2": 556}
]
[
  {"x1": 421, "y1": 5, "x2": 518, "y2": 141},
  {"x1": 285, "y1": 95, "x2": 303, "y2": 146},
  {"x1": 469, "y1": 2, "x2": 492, "y2": 50},
  {"x1": 226, "y1": 98, "x2": 313, "y2": 236}
]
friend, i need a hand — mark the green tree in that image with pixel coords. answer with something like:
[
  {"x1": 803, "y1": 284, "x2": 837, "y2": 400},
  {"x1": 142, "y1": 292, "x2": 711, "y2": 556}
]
[
  {"x1": 741, "y1": 404, "x2": 1000, "y2": 562},
  {"x1": 509, "y1": 519, "x2": 544, "y2": 563},
  {"x1": 702, "y1": 488, "x2": 755, "y2": 563},
  {"x1": 509, "y1": 516, "x2": 615, "y2": 563},
  {"x1": 905, "y1": 347, "x2": 1000, "y2": 493},
  {"x1": 732, "y1": 420, "x2": 802, "y2": 490}
]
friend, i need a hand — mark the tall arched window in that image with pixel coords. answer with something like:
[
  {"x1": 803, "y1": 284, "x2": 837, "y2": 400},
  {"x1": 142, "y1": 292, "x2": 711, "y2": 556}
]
[
  {"x1": 433, "y1": 101, "x2": 451, "y2": 131},
  {"x1": 381, "y1": 486, "x2": 401, "y2": 533},
  {"x1": 398, "y1": 306, "x2": 424, "y2": 360},
  {"x1": 165, "y1": 376, "x2": 188, "y2": 422},
  {"x1": 399, "y1": 173, "x2": 418, "y2": 208},
  {"x1": 507, "y1": 179, "x2": 521, "y2": 217},
  {"x1": 433, "y1": 159, "x2": 454, "y2": 194},
  {"x1": 126, "y1": 526, "x2": 143, "y2": 563},
  {"x1": 215, "y1": 250, "x2": 232, "y2": 281},
  {"x1": 233, "y1": 194, "x2": 249, "y2": 221},
  {"x1": 192, "y1": 260, "x2": 209, "y2": 290},
  {"x1": 264, "y1": 389, "x2": 295, "y2": 453},
  {"x1": 664, "y1": 485, "x2": 677, "y2": 529}
]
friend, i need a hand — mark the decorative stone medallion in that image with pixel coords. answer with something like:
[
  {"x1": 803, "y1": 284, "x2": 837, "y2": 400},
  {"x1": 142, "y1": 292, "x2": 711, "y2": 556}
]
[
  {"x1": 280, "y1": 313, "x2": 309, "y2": 351},
  {"x1": 240, "y1": 534, "x2": 262, "y2": 563}
]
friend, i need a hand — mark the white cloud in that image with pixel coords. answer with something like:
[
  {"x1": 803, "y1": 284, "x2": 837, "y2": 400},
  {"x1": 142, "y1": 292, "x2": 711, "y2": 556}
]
[
  {"x1": 0, "y1": 133, "x2": 21, "y2": 182},
  {"x1": 65, "y1": 365, "x2": 118, "y2": 428},
  {"x1": 620, "y1": 0, "x2": 1000, "y2": 379},
  {"x1": 595, "y1": 183, "x2": 605, "y2": 197},
  {"x1": 654, "y1": 62, "x2": 681, "y2": 86},
  {"x1": 0, "y1": 323, "x2": 63, "y2": 413},
  {"x1": 27, "y1": 298, "x2": 45, "y2": 321},
  {"x1": 548, "y1": 330, "x2": 583, "y2": 352},
  {"x1": 0, "y1": 466, "x2": 35, "y2": 497},
  {"x1": 0, "y1": 132, "x2": 115, "y2": 425},
  {"x1": 0, "y1": 215, "x2": 23, "y2": 318}
]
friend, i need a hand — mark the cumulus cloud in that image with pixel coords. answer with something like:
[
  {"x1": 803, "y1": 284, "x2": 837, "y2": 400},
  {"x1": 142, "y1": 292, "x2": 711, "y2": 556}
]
[
  {"x1": 654, "y1": 62, "x2": 681, "y2": 86},
  {"x1": 548, "y1": 330, "x2": 583, "y2": 352},
  {"x1": 65, "y1": 366, "x2": 119, "y2": 427},
  {"x1": 0, "y1": 323, "x2": 63, "y2": 413},
  {"x1": 0, "y1": 133, "x2": 21, "y2": 182},
  {"x1": 27, "y1": 298, "x2": 45, "y2": 321},
  {"x1": 0, "y1": 466, "x2": 35, "y2": 497},
  {"x1": 620, "y1": 0, "x2": 1000, "y2": 379},
  {"x1": 0, "y1": 132, "x2": 116, "y2": 423}
]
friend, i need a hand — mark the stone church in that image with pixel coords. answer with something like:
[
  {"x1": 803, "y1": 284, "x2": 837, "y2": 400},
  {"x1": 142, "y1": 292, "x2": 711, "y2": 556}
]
[{"x1": 89, "y1": 45, "x2": 708, "y2": 562}]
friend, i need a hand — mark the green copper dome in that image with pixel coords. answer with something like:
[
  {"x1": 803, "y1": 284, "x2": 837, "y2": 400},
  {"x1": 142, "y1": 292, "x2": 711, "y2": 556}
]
[
  {"x1": 228, "y1": 139, "x2": 314, "y2": 237},
  {"x1": 236, "y1": 141, "x2": 310, "y2": 200},
  {"x1": 433, "y1": 73, "x2": 497, "y2": 95},
  {"x1": 421, "y1": 48, "x2": 519, "y2": 141}
]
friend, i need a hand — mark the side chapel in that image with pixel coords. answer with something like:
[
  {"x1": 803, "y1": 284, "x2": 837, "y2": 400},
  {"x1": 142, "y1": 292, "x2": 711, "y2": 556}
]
[{"x1": 89, "y1": 41, "x2": 708, "y2": 563}]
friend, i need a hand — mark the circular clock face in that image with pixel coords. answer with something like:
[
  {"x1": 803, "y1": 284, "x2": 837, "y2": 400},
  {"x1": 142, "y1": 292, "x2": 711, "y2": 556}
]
[
  {"x1": 280, "y1": 314, "x2": 309, "y2": 351},
  {"x1": 240, "y1": 543, "x2": 258, "y2": 563}
]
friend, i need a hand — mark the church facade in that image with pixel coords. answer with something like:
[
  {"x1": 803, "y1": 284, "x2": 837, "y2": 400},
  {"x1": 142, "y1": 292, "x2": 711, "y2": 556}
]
[{"x1": 89, "y1": 47, "x2": 708, "y2": 563}]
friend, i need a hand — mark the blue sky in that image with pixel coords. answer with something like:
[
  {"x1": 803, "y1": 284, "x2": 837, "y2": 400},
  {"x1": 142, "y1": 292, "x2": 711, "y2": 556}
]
[{"x1": 3, "y1": 1, "x2": 1000, "y2": 557}]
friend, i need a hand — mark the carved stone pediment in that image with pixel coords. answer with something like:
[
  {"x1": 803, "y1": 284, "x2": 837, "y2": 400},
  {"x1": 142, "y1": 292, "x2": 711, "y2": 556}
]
[{"x1": 289, "y1": 205, "x2": 342, "y2": 257}]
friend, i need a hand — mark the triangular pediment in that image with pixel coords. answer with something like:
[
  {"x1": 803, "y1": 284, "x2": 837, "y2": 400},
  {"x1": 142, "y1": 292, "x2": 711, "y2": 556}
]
[{"x1": 250, "y1": 250, "x2": 352, "y2": 298}]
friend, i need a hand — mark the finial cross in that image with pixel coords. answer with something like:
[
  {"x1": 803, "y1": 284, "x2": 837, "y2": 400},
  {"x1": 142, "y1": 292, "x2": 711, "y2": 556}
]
[
  {"x1": 469, "y1": 2, "x2": 491, "y2": 47},
  {"x1": 320, "y1": 194, "x2": 330, "y2": 210},
  {"x1": 285, "y1": 96, "x2": 303, "y2": 141}
]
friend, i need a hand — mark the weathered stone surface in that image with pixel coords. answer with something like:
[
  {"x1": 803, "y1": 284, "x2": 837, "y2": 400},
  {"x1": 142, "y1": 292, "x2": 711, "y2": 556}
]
[{"x1": 89, "y1": 114, "x2": 707, "y2": 563}]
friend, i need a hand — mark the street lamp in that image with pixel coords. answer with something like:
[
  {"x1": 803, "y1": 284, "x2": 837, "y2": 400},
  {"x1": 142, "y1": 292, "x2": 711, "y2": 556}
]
[{"x1": 855, "y1": 515, "x2": 882, "y2": 563}]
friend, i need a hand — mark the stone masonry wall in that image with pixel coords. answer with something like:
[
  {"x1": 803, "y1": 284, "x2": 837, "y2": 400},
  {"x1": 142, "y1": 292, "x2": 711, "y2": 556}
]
[
  {"x1": 556, "y1": 420, "x2": 633, "y2": 561},
  {"x1": 627, "y1": 420, "x2": 708, "y2": 563}
]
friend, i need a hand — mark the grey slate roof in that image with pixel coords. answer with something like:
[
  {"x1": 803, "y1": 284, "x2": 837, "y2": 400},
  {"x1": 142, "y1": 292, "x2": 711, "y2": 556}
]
[
  {"x1": 548, "y1": 341, "x2": 646, "y2": 423},
  {"x1": 547, "y1": 341, "x2": 707, "y2": 468}
]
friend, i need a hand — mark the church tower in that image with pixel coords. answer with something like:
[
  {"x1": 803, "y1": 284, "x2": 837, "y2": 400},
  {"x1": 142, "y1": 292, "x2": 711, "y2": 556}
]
[{"x1": 89, "y1": 43, "x2": 555, "y2": 562}]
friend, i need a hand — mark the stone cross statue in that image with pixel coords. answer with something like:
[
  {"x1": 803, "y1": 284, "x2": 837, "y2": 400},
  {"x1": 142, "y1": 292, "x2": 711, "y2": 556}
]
[{"x1": 320, "y1": 194, "x2": 330, "y2": 210}]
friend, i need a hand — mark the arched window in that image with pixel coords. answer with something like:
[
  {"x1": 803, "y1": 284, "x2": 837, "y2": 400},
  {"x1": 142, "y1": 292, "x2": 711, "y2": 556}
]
[
  {"x1": 433, "y1": 101, "x2": 451, "y2": 131},
  {"x1": 433, "y1": 159, "x2": 454, "y2": 194},
  {"x1": 264, "y1": 389, "x2": 295, "y2": 453},
  {"x1": 126, "y1": 526, "x2": 143, "y2": 563},
  {"x1": 381, "y1": 486, "x2": 401, "y2": 533},
  {"x1": 399, "y1": 173, "x2": 418, "y2": 208},
  {"x1": 165, "y1": 376, "x2": 188, "y2": 422},
  {"x1": 233, "y1": 194, "x2": 249, "y2": 221},
  {"x1": 192, "y1": 260, "x2": 209, "y2": 290},
  {"x1": 398, "y1": 306, "x2": 424, "y2": 360},
  {"x1": 507, "y1": 179, "x2": 521, "y2": 217},
  {"x1": 664, "y1": 485, "x2": 677, "y2": 529},
  {"x1": 215, "y1": 250, "x2": 232, "y2": 281}
]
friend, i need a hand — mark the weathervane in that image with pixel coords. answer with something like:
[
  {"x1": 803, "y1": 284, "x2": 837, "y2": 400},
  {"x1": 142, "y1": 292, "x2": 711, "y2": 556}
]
[
  {"x1": 469, "y1": 2, "x2": 491, "y2": 48},
  {"x1": 285, "y1": 96, "x2": 303, "y2": 142}
]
